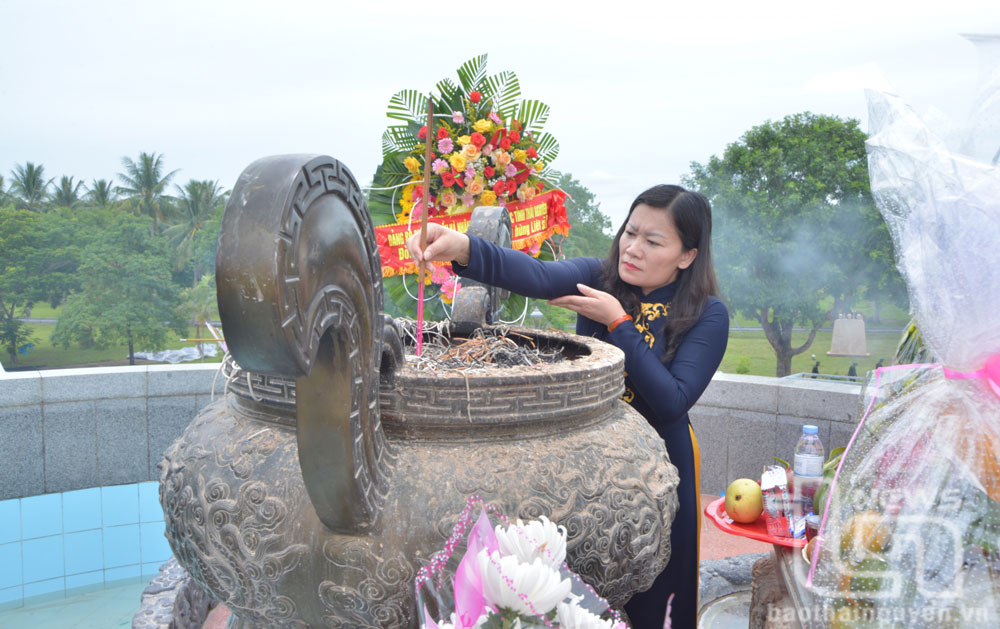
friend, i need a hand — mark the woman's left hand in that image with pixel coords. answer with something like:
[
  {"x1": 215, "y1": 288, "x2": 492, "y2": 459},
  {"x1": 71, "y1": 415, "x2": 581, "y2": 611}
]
[{"x1": 547, "y1": 284, "x2": 628, "y2": 326}]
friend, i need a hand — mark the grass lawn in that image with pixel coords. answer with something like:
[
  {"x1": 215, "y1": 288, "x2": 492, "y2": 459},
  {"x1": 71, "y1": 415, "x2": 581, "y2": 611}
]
[
  {"x1": 4, "y1": 317, "x2": 904, "y2": 378},
  {"x1": 720, "y1": 329, "x2": 901, "y2": 378},
  {"x1": 2, "y1": 322, "x2": 224, "y2": 371}
]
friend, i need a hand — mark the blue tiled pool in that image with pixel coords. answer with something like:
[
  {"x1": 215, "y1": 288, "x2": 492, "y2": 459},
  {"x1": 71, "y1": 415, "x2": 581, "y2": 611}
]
[{"x1": 0, "y1": 481, "x2": 171, "y2": 610}]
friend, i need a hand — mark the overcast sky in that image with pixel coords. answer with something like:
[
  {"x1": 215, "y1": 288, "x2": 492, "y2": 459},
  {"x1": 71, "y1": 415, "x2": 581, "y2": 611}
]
[{"x1": 3, "y1": 0, "x2": 998, "y2": 227}]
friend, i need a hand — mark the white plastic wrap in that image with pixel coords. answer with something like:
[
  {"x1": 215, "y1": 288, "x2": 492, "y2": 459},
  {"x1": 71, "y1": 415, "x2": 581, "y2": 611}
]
[{"x1": 805, "y1": 80, "x2": 1000, "y2": 626}]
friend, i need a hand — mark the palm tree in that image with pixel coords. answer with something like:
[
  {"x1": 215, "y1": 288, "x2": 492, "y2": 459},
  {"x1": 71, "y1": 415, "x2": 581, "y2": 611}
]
[
  {"x1": 51, "y1": 176, "x2": 85, "y2": 209},
  {"x1": 115, "y1": 152, "x2": 179, "y2": 234},
  {"x1": 164, "y1": 179, "x2": 227, "y2": 286},
  {"x1": 87, "y1": 179, "x2": 116, "y2": 208},
  {"x1": 9, "y1": 162, "x2": 52, "y2": 210}
]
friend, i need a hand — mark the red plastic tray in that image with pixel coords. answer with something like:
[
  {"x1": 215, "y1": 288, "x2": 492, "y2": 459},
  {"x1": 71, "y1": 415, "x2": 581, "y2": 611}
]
[{"x1": 704, "y1": 497, "x2": 805, "y2": 548}]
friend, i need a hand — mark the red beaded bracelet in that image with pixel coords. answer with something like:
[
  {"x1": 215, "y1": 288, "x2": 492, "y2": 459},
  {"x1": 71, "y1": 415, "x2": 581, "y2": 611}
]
[{"x1": 607, "y1": 314, "x2": 633, "y2": 332}]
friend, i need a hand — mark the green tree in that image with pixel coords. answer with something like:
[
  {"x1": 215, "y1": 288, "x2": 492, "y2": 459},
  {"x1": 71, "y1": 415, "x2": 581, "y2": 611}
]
[
  {"x1": 532, "y1": 173, "x2": 614, "y2": 329},
  {"x1": 180, "y1": 273, "x2": 220, "y2": 358},
  {"x1": 51, "y1": 176, "x2": 85, "y2": 209},
  {"x1": 0, "y1": 206, "x2": 79, "y2": 365},
  {"x1": 86, "y1": 178, "x2": 116, "y2": 208},
  {"x1": 9, "y1": 162, "x2": 52, "y2": 210},
  {"x1": 0, "y1": 318, "x2": 36, "y2": 367},
  {"x1": 115, "y1": 152, "x2": 179, "y2": 235},
  {"x1": 52, "y1": 214, "x2": 186, "y2": 365},
  {"x1": 555, "y1": 172, "x2": 614, "y2": 259},
  {"x1": 164, "y1": 179, "x2": 228, "y2": 286},
  {"x1": 686, "y1": 112, "x2": 900, "y2": 376}
]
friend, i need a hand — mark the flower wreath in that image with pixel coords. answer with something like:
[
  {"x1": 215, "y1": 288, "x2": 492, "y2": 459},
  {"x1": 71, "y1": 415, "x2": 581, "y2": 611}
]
[{"x1": 369, "y1": 55, "x2": 569, "y2": 321}]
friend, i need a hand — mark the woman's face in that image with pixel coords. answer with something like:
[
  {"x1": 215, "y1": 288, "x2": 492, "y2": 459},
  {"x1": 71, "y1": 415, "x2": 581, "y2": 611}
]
[{"x1": 617, "y1": 203, "x2": 697, "y2": 295}]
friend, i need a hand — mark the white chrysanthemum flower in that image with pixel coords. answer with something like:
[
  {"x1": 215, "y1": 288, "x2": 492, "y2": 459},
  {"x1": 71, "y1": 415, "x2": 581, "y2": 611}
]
[
  {"x1": 494, "y1": 516, "x2": 568, "y2": 569},
  {"x1": 555, "y1": 601, "x2": 616, "y2": 629},
  {"x1": 476, "y1": 549, "x2": 572, "y2": 616}
]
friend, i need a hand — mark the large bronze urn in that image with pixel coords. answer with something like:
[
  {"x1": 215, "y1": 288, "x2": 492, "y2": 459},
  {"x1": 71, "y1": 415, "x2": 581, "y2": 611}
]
[{"x1": 159, "y1": 155, "x2": 679, "y2": 627}]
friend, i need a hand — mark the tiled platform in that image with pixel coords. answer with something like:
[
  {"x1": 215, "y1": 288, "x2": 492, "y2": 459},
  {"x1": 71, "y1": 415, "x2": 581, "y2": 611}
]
[{"x1": 0, "y1": 481, "x2": 171, "y2": 609}]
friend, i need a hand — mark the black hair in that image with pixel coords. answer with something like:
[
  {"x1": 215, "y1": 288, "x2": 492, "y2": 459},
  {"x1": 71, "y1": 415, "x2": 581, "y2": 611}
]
[{"x1": 599, "y1": 184, "x2": 721, "y2": 362}]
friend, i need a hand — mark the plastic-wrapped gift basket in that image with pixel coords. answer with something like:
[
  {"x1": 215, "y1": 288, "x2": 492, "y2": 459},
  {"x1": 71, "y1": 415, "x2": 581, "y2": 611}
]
[{"x1": 804, "y1": 84, "x2": 1000, "y2": 627}]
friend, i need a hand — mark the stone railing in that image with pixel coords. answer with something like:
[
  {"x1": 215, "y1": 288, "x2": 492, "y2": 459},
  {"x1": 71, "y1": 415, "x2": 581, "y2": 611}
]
[
  {"x1": 0, "y1": 365, "x2": 225, "y2": 501},
  {"x1": 0, "y1": 367, "x2": 859, "y2": 500},
  {"x1": 691, "y1": 373, "x2": 861, "y2": 495}
]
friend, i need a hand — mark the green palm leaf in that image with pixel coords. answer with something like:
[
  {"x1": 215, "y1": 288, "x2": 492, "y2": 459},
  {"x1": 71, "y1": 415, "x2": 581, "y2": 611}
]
[
  {"x1": 435, "y1": 78, "x2": 462, "y2": 113},
  {"x1": 385, "y1": 276, "x2": 447, "y2": 320},
  {"x1": 538, "y1": 167, "x2": 564, "y2": 188},
  {"x1": 499, "y1": 292, "x2": 527, "y2": 323},
  {"x1": 387, "y1": 89, "x2": 428, "y2": 123},
  {"x1": 373, "y1": 154, "x2": 412, "y2": 189},
  {"x1": 382, "y1": 126, "x2": 419, "y2": 156},
  {"x1": 535, "y1": 132, "x2": 560, "y2": 163},
  {"x1": 516, "y1": 100, "x2": 550, "y2": 135},
  {"x1": 483, "y1": 71, "x2": 521, "y2": 120},
  {"x1": 456, "y1": 54, "x2": 488, "y2": 93}
]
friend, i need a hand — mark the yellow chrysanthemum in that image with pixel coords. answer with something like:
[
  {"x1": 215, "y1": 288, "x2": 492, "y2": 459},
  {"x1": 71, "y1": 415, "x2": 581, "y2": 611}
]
[
  {"x1": 513, "y1": 149, "x2": 527, "y2": 163},
  {"x1": 534, "y1": 161, "x2": 545, "y2": 171},
  {"x1": 473, "y1": 119, "x2": 492, "y2": 134},
  {"x1": 404, "y1": 156, "x2": 421, "y2": 174},
  {"x1": 456, "y1": 135, "x2": 472, "y2": 146},
  {"x1": 449, "y1": 153, "x2": 466, "y2": 172},
  {"x1": 401, "y1": 183, "x2": 415, "y2": 202}
]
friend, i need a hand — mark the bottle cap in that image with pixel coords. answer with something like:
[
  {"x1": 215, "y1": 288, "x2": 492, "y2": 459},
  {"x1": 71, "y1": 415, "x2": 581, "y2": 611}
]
[{"x1": 803, "y1": 425, "x2": 818, "y2": 435}]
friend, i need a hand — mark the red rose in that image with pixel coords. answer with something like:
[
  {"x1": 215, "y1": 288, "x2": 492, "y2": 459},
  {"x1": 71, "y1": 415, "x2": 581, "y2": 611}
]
[
  {"x1": 506, "y1": 179, "x2": 518, "y2": 195},
  {"x1": 499, "y1": 137, "x2": 512, "y2": 151},
  {"x1": 418, "y1": 125, "x2": 427, "y2": 140},
  {"x1": 413, "y1": 186, "x2": 423, "y2": 199},
  {"x1": 489, "y1": 130, "x2": 500, "y2": 147},
  {"x1": 509, "y1": 131, "x2": 520, "y2": 143},
  {"x1": 469, "y1": 91, "x2": 482, "y2": 103},
  {"x1": 484, "y1": 166, "x2": 495, "y2": 178},
  {"x1": 441, "y1": 171, "x2": 455, "y2": 187},
  {"x1": 526, "y1": 147, "x2": 538, "y2": 159},
  {"x1": 492, "y1": 180, "x2": 506, "y2": 196},
  {"x1": 470, "y1": 132, "x2": 486, "y2": 148},
  {"x1": 437, "y1": 127, "x2": 449, "y2": 140}
]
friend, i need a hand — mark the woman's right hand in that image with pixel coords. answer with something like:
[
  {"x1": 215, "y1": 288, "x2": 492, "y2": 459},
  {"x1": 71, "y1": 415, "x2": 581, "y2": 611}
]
[{"x1": 406, "y1": 223, "x2": 471, "y2": 266}]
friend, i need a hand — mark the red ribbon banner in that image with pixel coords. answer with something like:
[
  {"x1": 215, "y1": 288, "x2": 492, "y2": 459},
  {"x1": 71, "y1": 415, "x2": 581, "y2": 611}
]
[{"x1": 375, "y1": 190, "x2": 569, "y2": 277}]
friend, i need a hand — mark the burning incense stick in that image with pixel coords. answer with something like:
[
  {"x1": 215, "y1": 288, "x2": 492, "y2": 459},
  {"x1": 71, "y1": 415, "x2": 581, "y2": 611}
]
[{"x1": 415, "y1": 95, "x2": 434, "y2": 356}]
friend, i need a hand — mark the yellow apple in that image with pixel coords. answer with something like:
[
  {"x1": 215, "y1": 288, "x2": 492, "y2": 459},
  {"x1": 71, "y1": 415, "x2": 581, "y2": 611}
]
[{"x1": 725, "y1": 478, "x2": 764, "y2": 523}]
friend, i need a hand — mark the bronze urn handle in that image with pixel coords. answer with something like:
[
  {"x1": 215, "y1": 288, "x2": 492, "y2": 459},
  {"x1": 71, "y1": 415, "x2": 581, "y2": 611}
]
[{"x1": 216, "y1": 154, "x2": 391, "y2": 534}]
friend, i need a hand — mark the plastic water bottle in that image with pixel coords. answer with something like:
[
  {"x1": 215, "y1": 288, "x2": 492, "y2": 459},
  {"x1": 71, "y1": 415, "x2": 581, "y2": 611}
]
[{"x1": 793, "y1": 425, "x2": 825, "y2": 519}]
